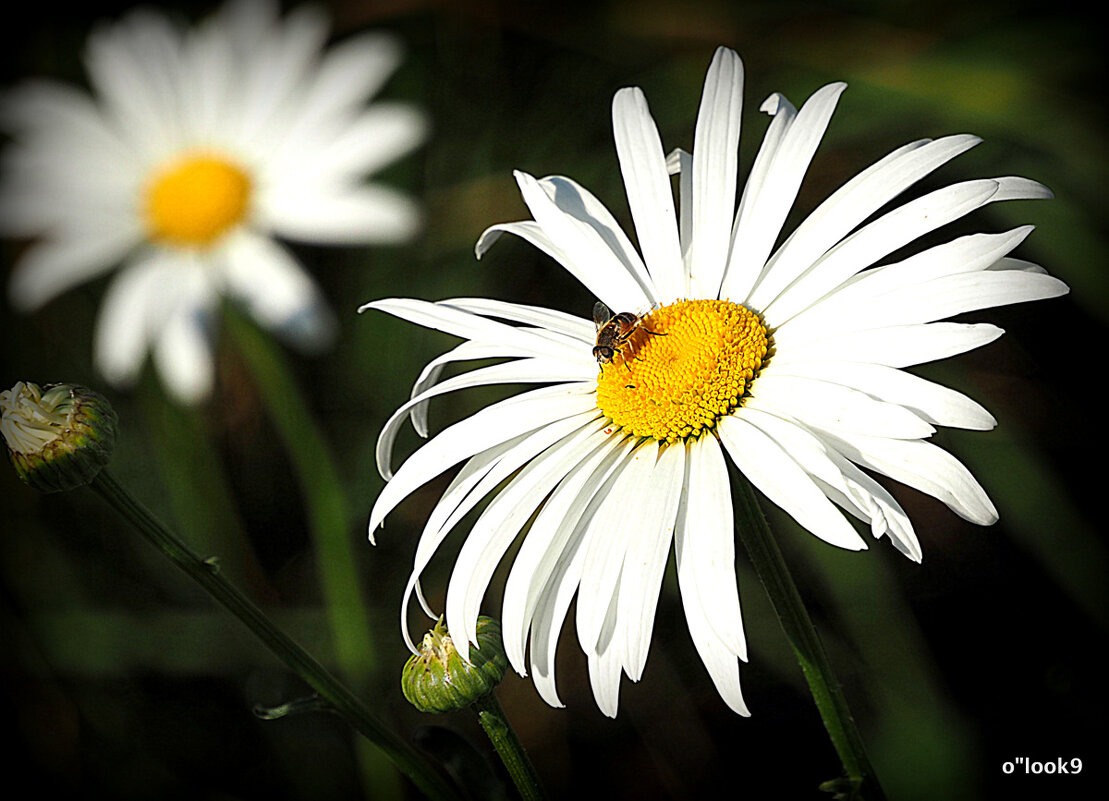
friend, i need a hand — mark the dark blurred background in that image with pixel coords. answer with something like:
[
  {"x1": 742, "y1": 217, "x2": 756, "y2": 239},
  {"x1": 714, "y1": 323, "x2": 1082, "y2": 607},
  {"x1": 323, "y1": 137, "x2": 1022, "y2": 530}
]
[{"x1": 2, "y1": 0, "x2": 1105, "y2": 799}]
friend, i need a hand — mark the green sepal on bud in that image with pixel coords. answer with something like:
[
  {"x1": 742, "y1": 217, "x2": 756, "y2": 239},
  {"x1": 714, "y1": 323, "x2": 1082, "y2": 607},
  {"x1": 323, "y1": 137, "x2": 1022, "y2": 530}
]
[
  {"x1": 1, "y1": 381, "x2": 118, "y2": 493},
  {"x1": 402, "y1": 616, "x2": 508, "y2": 714}
]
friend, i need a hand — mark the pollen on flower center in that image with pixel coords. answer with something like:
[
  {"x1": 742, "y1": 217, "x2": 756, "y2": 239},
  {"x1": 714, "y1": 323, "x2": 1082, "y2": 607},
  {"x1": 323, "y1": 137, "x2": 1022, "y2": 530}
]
[
  {"x1": 144, "y1": 154, "x2": 252, "y2": 247},
  {"x1": 595, "y1": 299, "x2": 769, "y2": 443}
]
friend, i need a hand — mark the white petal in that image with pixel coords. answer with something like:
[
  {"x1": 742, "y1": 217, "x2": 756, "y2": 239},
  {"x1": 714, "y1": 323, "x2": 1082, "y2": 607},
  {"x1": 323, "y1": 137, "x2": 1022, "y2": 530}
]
[
  {"x1": 441, "y1": 296, "x2": 596, "y2": 344},
  {"x1": 447, "y1": 422, "x2": 605, "y2": 661},
  {"x1": 533, "y1": 175, "x2": 657, "y2": 305},
  {"x1": 763, "y1": 178, "x2": 1001, "y2": 324},
  {"x1": 717, "y1": 414, "x2": 867, "y2": 551},
  {"x1": 775, "y1": 228, "x2": 1033, "y2": 343},
  {"x1": 404, "y1": 341, "x2": 531, "y2": 439},
  {"x1": 675, "y1": 435, "x2": 747, "y2": 657},
  {"x1": 297, "y1": 31, "x2": 403, "y2": 122},
  {"x1": 586, "y1": 585, "x2": 624, "y2": 717},
  {"x1": 399, "y1": 415, "x2": 597, "y2": 650},
  {"x1": 673, "y1": 438, "x2": 750, "y2": 714},
  {"x1": 689, "y1": 47, "x2": 743, "y2": 299},
  {"x1": 261, "y1": 184, "x2": 421, "y2": 245},
  {"x1": 723, "y1": 83, "x2": 846, "y2": 303},
  {"x1": 619, "y1": 441, "x2": 684, "y2": 681},
  {"x1": 8, "y1": 224, "x2": 141, "y2": 310},
  {"x1": 737, "y1": 408, "x2": 922, "y2": 561},
  {"x1": 376, "y1": 357, "x2": 594, "y2": 480},
  {"x1": 765, "y1": 360, "x2": 996, "y2": 431},
  {"x1": 749, "y1": 373, "x2": 935, "y2": 440},
  {"x1": 83, "y1": 9, "x2": 184, "y2": 159},
  {"x1": 746, "y1": 134, "x2": 981, "y2": 309},
  {"x1": 770, "y1": 322, "x2": 1004, "y2": 369},
  {"x1": 368, "y1": 384, "x2": 596, "y2": 531},
  {"x1": 362, "y1": 297, "x2": 585, "y2": 363},
  {"x1": 667, "y1": 147, "x2": 694, "y2": 265},
  {"x1": 93, "y1": 253, "x2": 174, "y2": 387},
  {"x1": 818, "y1": 431, "x2": 998, "y2": 525},
  {"x1": 502, "y1": 430, "x2": 626, "y2": 673},
  {"x1": 576, "y1": 440, "x2": 660, "y2": 653},
  {"x1": 151, "y1": 292, "x2": 217, "y2": 405},
  {"x1": 611, "y1": 88, "x2": 684, "y2": 301},
  {"x1": 527, "y1": 437, "x2": 637, "y2": 707},
  {"x1": 220, "y1": 231, "x2": 335, "y2": 350},
  {"x1": 506, "y1": 171, "x2": 653, "y2": 311}
]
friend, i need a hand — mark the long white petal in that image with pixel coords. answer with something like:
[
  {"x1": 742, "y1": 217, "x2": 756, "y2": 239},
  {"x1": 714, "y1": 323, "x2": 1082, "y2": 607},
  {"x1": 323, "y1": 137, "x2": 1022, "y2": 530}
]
[
  {"x1": 576, "y1": 440, "x2": 661, "y2": 653},
  {"x1": 766, "y1": 176, "x2": 1052, "y2": 325},
  {"x1": 405, "y1": 341, "x2": 530, "y2": 439},
  {"x1": 676, "y1": 435, "x2": 747, "y2": 658},
  {"x1": 587, "y1": 583, "x2": 624, "y2": 717},
  {"x1": 723, "y1": 83, "x2": 846, "y2": 302},
  {"x1": 93, "y1": 253, "x2": 175, "y2": 387},
  {"x1": 440, "y1": 296, "x2": 596, "y2": 344},
  {"x1": 399, "y1": 415, "x2": 596, "y2": 651},
  {"x1": 151, "y1": 292, "x2": 217, "y2": 406},
  {"x1": 369, "y1": 384, "x2": 596, "y2": 531},
  {"x1": 502, "y1": 431, "x2": 626, "y2": 673},
  {"x1": 528, "y1": 438, "x2": 638, "y2": 707},
  {"x1": 261, "y1": 183, "x2": 421, "y2": 245},
  {"x1": 737, "y1": 408, "x2": 922, "y2": 561},
  {"x1": 362, "y1": 297, "x2": 584, "y2": 362},
  {"x1": 749, "y1": 373, "x2": 935, "y2": 440},
  {"x1": 717, "y1": 415, "x2": 867, "y2": 550},
  {"x1": 674, "y1": 438, "x2": 750, "y2": 713},
  {"x1": 611, "y1": 88, "x2": 684, "y2": 301},
  {"x1": 8, "y1": 225, "x2": 141, "y2": 311},
  {"x1": 689, "y1": 47, "x2": 743, "y2": 299},
  {"x1": 769, "y1": 322, "x2": 1004, "y2": 369},
  {"x1": 763, "y1": 178, "x2": 1000, "y2": 324},
  {"x1": 508, "y1": 171, "x2": 653, "y2": 310},
  {"x1": 619, "y1": 441, "x2": 684, "y2": 681},
  {"x1": 746, "y1": 134, "x2": 981, "y2": 309},
  {"x1": 820, "y1": 430, "x2": 997, "y2": 524},
  {"x1": 377, "y1": 357, "x2": 593, "y2": 479},
  {"x1": 775, "y1": 227, "x2": 1034, "y2": 343},
  {"x1": 447, "y1": 421, "x2": 605, "y2": 661},
  {"x1": 532, "y1": 175, "x2": 657, "y2": 306},
  {"x1": 764, "y1": 360, "x2": 996, "y2": 431},
  {"x1": 221, "y1": 230, "x2": 335, "y2": 349}
]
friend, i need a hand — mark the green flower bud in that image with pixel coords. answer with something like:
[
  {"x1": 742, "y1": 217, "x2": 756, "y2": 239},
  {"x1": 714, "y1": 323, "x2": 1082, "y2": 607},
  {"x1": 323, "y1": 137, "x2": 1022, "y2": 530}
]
[
  {"x1": 401, "y1": 616, "x2": 508, "y2": 714},
  {"x1": 1, "y1": 381, "x2": 118, "y2": 493}
]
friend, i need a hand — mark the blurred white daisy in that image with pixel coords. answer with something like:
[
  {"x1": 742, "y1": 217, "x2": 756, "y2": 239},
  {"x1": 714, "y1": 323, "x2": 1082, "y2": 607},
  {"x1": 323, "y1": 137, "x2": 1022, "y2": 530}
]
[
  {"x1": 1, "y1": 0, "x2": 426, "y2": 403},
  {"x1": 363, "y1": 47, "x2": 1067, "y2": 717}
]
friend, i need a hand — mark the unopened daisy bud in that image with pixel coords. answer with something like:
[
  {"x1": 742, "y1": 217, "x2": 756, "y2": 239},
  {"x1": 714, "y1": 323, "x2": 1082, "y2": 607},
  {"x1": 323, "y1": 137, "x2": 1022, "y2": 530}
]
[
  {"x1": 1, "y1": 381, "x2": 118, "y2": 493},
  {"x1": 402, "y1": 616, "x2": 508, "y2": 714}
]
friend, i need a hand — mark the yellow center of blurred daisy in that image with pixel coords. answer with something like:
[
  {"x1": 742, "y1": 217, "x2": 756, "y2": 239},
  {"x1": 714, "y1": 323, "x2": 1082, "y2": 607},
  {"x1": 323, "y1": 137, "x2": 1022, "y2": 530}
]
[
  {"x1": 595, "y1": 299, "x2": 769, "y2": 443},
  {"x1": 144, "y1": 154, "x2": 252, "y2": 247}
]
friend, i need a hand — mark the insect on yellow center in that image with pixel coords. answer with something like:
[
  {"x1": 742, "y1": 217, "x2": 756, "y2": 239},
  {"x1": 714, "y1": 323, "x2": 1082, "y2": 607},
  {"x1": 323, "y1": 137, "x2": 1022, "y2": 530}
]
[
  {"x1": 144, "y1": 154, "x2": 252, "y2": 247},
  {"x1": 595, "y1": 299, "x2": 769, "y2": 443}
]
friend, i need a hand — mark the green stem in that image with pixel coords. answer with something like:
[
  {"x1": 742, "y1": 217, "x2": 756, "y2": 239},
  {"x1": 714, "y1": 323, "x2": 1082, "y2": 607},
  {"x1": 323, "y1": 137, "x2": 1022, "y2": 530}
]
[
  {"x1": 89, "y1": 468, "x2": 461, "y2": 801},
  {"x1": 732, "y1": 473, "x2": 886, "y2": 801},
  {"x1": 222, "y1": 306, "x2": 376, "y2": 680},
  {"x1": 471, "y1": 692, "x2": 547, "y2": 801}
]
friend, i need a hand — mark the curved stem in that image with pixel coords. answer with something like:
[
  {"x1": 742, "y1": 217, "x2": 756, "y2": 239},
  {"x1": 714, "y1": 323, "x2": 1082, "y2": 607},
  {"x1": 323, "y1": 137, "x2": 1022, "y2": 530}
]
[
  {"x1": 732, "y1": 473, "x2": 886, "y2": 800},
  {"x1": 89, "y1": 468, "x2": 461, "y2": 801},
  {"x1": 471, "y1": 692, "x2": 547, "y2": 801}
]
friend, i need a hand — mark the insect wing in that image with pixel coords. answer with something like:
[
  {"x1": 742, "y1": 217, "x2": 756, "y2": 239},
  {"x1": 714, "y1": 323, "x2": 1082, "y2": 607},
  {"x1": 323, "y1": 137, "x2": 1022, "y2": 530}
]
[{"x1": 592, "y1": 301, "x2": 613, "y2": 330}]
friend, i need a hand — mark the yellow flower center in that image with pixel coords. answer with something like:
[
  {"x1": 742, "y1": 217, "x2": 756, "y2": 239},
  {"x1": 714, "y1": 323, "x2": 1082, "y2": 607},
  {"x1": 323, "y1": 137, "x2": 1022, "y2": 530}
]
[
  {"x1": 595, "y1": 299, "x2": 769, "y2": 442},
  {"x1": 144, "y1": 154, "x2": 252, "y2": 247}
]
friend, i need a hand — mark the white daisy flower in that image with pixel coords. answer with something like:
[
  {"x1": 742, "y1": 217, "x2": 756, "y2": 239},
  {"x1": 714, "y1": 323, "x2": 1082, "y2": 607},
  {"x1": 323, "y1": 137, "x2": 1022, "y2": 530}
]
[
  {"x1": 362, "y1": 47, "x2": 1067, "y2": 718},
  {"x1": 1, "y1": 0, "x2": 426, "y2": 404}
]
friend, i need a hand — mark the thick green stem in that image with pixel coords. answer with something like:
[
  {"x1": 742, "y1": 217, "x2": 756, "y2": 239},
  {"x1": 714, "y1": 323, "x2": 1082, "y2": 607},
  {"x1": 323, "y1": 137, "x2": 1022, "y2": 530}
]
[
  {"x1": 732, "y1": 473, "x2": 886, "y2": 800},
  {"x1": 89, "y1": 468, "x2": 461, "y2": 801},
  {"x1": 471, "y1": 692, "x2": 547, "y2": 801}
]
